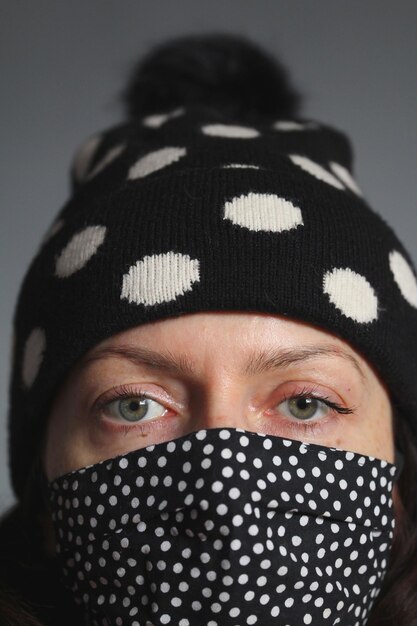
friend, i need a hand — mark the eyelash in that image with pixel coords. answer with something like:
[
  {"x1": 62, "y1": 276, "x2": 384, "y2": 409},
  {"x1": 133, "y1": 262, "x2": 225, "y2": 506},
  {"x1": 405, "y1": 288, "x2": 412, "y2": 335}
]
[
  {"x1": 275, "y1": 386, "x2": 355, "y2": 436},
  {"x1": 94, "y1": 382, "x2": 356, "y2": 437}
]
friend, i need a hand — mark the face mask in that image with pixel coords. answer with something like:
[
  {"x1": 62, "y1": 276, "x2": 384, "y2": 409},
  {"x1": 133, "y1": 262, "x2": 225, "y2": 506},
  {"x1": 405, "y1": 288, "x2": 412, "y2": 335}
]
[{"x1": 46, "y1": 428, "x2": 400, "y2": 626}]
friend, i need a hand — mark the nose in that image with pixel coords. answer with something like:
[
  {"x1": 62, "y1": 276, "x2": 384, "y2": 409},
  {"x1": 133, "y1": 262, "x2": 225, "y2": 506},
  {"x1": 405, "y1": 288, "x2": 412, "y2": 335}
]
[
  {"x1": 195, "y1": 413, "x2": 244, "y2": 431},
  {"x1": 189, "y1": 385, "x2": 252, "y2": 432}
]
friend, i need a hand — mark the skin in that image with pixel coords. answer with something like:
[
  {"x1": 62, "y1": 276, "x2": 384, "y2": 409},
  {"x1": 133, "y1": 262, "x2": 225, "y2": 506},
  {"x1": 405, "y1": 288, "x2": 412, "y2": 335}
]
[
  {"x1": 41, "y1": 311, "x2": 400, "y2": 554},
  {"x1": 42, "y1": 311, "x2": 396, "y2": 473}
]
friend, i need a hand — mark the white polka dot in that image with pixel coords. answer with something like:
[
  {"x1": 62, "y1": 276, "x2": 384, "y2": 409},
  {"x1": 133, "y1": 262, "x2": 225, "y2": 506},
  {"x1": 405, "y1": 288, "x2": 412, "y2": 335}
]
[
  {"x1": 389, "y1": 250, "x2": 417, "y2": 308},
  {"x1": 221, "y1": 163, "x2": 261, "y2": 169},
  {"x1": 230, "y1": 539, "x2": 241, "y2": 551},
  {"x1": 223, "y1": 192, "x2": 303, "y2": 233},
  {"x1": 232, "y1": 514, "x2": 243, "y2": 527},
  {"x1": 128, "y1": 147, "x2": 186, "y2": 179},
  {"x1": 87, "y1": 144, "x2": 125, "y2": 179},
  {"x1": 249, "y1": 524, "x2": 259, "y2": 536},
  {"x1": 323, "y1": 267, "x2": 378, "y2": 322},
  {"x1": 142, "y1": 107, "x2": 185, "y2": 128},
  {"x1": 72, "y1": 134, "x2": 101, "y2": 182},
  {"x1": 329, "y1": 162, "x2": 363, "y2": 196},
  {"x1": 22, "y1": 327, "x2": 46, "y2": 388},
  {"x1": 201, "y1": 124, "x2": 259, "y2": 138},
  {"x1": 289, "y1": 154, "x2": 345, "y2": 190},
  {"x1": 121, "y1": 251, "x2": 200, "y2": 306},
  {"x1": 273, "y1": 120, "x2": 316, "y2": 131},
  {"x1": 55, "y1": 225, "x2": 106, "y2": 278}
]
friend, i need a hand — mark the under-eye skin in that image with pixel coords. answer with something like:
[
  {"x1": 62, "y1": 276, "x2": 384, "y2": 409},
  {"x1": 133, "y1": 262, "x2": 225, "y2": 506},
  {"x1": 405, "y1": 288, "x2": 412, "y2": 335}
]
[{"x1": 92, "y1": 382, "x2": 357, "y2": 438}]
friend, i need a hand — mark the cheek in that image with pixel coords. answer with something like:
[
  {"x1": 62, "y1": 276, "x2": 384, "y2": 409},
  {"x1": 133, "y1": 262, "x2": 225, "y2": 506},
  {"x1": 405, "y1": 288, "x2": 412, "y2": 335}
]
[
  {"x1": 365, "y1": 411, "x2": 395, "y2": 463},
  {"x1": 318, "y1": 412, "x2": 395, "y2": 463},
  {"x1": 42, "y1": 400, "x2": 91, "y2": 481},
  {"x1": 348, "y1": 387, "x2": 394, "y2": 462},
  {"x1": 42, "y1": 410, "x2": 70, "y2": 481}
]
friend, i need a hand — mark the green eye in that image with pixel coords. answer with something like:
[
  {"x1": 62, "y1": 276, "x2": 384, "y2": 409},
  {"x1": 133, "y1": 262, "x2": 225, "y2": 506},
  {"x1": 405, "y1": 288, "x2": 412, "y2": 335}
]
[
  {"x1": 119, "y1": 397, "x2": 148, "y2": 421},
  {"x1": 287, "y1": 397, "x2": 323, "y2": 420},
  {"x1": 277, "y1": 396, "x2": 330, "y2": 422},
  {"x1": 107, "y1": 395, "x2": 167, "y2": 423}
]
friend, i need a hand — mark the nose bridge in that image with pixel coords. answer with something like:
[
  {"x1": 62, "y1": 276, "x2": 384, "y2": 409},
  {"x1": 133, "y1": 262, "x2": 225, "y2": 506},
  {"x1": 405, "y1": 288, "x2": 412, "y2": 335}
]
[{"x1": 190, "y1": 379, "x2": 248, "y2": 430}]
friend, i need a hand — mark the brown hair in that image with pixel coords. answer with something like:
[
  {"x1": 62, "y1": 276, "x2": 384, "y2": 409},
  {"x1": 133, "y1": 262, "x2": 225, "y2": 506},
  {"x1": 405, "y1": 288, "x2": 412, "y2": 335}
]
[
  {"x1": 1, "y1": 409, "x2": 416, "y2": 625},
  {"x1": 366, "y1": 409, "x2": 417, "y2": 624}
]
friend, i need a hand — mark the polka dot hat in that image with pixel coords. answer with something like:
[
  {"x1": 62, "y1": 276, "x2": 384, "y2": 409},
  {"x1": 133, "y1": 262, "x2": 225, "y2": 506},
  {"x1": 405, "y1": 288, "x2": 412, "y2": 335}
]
[{"x1": 8, "y1": 33, "x2": 417, "y2": 500}]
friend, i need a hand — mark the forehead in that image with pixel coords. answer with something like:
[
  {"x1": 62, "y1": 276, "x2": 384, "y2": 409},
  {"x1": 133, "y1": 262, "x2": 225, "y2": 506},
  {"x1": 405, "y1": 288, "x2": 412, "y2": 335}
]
[
  {"x1": 87, "y1": 311, "x2": 352, "y2": 349},
  {"x1": 76, "y1": 311, "x2": 372, "y2": 384}
]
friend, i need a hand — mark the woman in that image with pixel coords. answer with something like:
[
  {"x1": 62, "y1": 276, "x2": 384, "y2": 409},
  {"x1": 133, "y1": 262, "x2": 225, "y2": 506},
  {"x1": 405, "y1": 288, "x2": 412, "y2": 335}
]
[{"x1": 1, "y1": 33, "x2": 417, "y2": 625}]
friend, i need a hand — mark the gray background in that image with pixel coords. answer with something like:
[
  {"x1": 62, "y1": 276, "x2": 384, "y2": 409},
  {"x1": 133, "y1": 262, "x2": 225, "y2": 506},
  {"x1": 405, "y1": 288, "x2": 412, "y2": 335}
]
[{"x1": 1, "y1": 0, "x2": 416, "y2": 513}]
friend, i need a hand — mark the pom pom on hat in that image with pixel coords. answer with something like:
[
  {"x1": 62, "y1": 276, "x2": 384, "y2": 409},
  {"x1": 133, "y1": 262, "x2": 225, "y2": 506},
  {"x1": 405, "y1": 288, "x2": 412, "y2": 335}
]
[{"x1": 122, "y1": 32, "x2": 302, "y2": 121}]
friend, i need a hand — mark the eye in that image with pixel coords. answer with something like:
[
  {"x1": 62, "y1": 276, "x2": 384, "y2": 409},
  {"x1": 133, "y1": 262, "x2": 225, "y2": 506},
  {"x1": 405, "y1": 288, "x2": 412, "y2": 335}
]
[
  {"x1": 105, "y1": 394, "x2": 167, "y2": 423},
  {"x1": 277, "y1": 395, "x2": 330, "y2": 421}
]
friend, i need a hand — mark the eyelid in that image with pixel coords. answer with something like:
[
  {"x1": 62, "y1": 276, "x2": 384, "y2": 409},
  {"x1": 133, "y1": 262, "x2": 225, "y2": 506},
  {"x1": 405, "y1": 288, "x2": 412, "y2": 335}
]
[
  {"x1": 277, "y1": 383, "x2": 356, "y2": 413},
  {"x1": 263, "y1": 380, "x2": 344, "y2": 407},
  {"x1": 92, "y1": 383, "x2": 173, "y2": 414},
  {"x1": 94, "y1": 380, "x2": 356, "y2": 426}
]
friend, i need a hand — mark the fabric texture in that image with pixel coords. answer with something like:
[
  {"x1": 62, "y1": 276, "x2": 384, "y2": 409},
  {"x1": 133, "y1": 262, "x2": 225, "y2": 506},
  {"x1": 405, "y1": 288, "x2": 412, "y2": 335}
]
[
  {"x1": 47, "y1": 427, "x2": 399, "y2": 626},
  {"x1": 8, "y1": 102, "x2": 417, "y2": 500}
]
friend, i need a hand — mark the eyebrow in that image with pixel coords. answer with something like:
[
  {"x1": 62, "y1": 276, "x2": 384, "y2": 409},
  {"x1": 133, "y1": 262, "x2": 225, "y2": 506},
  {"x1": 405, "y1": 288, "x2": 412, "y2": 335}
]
[{"x1": 80, "y1": 343, "x2": 367, "y2": 384}]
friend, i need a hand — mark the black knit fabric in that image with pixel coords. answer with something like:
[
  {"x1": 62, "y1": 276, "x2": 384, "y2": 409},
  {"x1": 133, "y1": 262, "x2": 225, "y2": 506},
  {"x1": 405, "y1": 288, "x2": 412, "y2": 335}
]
[
  {"x1": 47, "y1": 427, "x2": 398, "y2": 625},
  {"x1": 8, "y1": 103, "x2": 417, "y2": 500}
]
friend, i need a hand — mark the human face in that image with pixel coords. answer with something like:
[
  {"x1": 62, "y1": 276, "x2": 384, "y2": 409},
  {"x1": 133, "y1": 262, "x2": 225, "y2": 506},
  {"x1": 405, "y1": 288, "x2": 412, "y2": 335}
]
[{"x1": 42, "y1": 311, "x2": 396, "y2": 482}]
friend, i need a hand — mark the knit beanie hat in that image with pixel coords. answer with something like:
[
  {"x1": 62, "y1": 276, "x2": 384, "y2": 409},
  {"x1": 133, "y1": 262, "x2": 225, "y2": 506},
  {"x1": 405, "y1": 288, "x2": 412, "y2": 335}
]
[{"x1": 8, "y1": 33, "x2": 417, "y2": 502}]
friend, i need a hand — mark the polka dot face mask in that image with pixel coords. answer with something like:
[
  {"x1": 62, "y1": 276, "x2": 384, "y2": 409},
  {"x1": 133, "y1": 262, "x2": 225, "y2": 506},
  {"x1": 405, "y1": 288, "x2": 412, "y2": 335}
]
[{"x1": 47, "y1": 428, "x2": 399, "y2": 626}]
